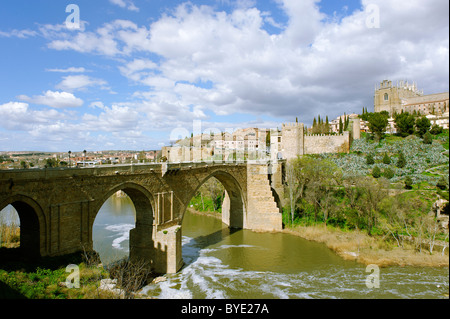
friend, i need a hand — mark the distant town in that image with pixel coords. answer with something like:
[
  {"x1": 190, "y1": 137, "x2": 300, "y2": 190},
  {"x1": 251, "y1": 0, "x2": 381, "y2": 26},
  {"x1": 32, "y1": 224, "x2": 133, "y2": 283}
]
[{"x1": 0, "y1": 150, "x2": 162, "y2": 170}]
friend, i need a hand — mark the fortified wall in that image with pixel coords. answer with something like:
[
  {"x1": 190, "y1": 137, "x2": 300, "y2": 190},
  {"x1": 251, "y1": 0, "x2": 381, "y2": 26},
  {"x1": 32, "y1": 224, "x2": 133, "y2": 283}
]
[
  {"x1": 274, "y1": 118, "x2": 360, "y2": 160},
  {"x1": 303, "y1": 131, "x2": 350, "y2": 154},
  {"x1": 163, "y1": 118, "x2": 360, "y2": 163}
]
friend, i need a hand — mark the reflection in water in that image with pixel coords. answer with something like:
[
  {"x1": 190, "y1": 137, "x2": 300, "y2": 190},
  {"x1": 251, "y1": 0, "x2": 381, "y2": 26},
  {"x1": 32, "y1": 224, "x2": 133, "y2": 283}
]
[
  {"x1": 93, "y1": 193, "x2": 136, "y2": 265},
  {"x1": 94, "y1": 198, "x2": 449, "y2": 299}
]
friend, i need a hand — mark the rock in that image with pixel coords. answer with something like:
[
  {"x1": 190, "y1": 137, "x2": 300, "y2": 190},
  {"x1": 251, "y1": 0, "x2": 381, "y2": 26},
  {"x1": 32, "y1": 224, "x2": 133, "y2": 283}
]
[{"x1": 152, "y1": 276, "x2": 167, "y2": 284}]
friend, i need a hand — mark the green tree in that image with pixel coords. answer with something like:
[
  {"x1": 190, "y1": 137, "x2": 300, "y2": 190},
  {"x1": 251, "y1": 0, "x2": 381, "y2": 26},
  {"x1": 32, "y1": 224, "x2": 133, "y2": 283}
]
[
  {"x1": 436, "y1": 176, "x2": 448, "y2": 190},
  {"x1": 415, "y1": 116, "x2": 431, "y2": 138},
  {"x1": 366, "y1": 153, "x2": 375, "y2": 165},
  {"x1": 396, "y1": 151, "x2": 406, "y2": 168},
  {"x1": 382, "y1": 152, "x2": 391, "y2": 164},
  {"x1": 45, "y1": 158, "x2": 58, "y2": 168},
  {"x1": 423, "y1": 131, "x2": 433, "y2": 144},
  {"x1": 372, "y1": 166, "x2": 381, "y2": 178},
  {"x1": 394, "y1": 112, "x2": 415, "y2": 137},
  {"x1": 355, "y1": 177, "x2": 389, "y2": 235},
  {"x1": 404, "y1": 176, "x2": 413, "y2": 190},
  {"x1": 429, "y1": 124, "x2": 443, "y2": 135},
  {"x1": 367, "y1": 112, "x2": 389, "y2": 141},
  {"x1": 383, "y1": 167, "x2": 394, "y2": 179},
  {"x1": 304, "y1": 159, "x2": 342, "y2": 223}
]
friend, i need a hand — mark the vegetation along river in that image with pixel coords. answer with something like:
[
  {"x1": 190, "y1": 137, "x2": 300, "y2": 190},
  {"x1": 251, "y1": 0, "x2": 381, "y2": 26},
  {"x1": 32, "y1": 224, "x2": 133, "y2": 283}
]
[{"x1": 93, "y1": 194, "x2": 449, "y2": 299}]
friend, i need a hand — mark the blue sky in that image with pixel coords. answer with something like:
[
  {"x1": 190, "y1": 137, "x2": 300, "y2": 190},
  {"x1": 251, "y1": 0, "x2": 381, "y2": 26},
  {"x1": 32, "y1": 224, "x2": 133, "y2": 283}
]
[{"x1": 0, "y1": 0, "x2": 448, "y2": 152}]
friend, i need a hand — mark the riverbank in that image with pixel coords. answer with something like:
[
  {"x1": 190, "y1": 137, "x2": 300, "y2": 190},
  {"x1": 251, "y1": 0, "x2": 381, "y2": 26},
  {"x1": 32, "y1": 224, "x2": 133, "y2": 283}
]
[
  {"x1": 185, "y1": 208, "x2": 449, "y2": 268},
  {"x1": 283, "y1": 224, "x2": 449, "y2": 268}
]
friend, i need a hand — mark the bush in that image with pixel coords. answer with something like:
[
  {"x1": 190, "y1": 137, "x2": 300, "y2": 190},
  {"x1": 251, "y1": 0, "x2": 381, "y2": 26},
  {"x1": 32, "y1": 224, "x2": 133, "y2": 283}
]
[
  {"x1": 404, "y1": 176, "x2": 413, "y2": 189},
  {"x1": 436, "y1": 176, "x2": 448, "y2": 190},
  {"x1": 372, "y1": 166, "x2": 381, "y2": 178},
  {"x1": 396, "y1": 151, "x2": 406, "y2": 168},
  {"x1": 366, "y1": 153, "x2": 375, "y2": 165},
  {"x1": 382, "y1": 152, "x2": 391, "y2": 164},
  {"x1": 383, "y1": 167, "x2": 394, "y2": 179},
  {"x1": 430, "y1": 124, "x2": 443, "y2": 135},
  {"x1": 423, "y1": 131, "x2": 433, "y2": 144}
]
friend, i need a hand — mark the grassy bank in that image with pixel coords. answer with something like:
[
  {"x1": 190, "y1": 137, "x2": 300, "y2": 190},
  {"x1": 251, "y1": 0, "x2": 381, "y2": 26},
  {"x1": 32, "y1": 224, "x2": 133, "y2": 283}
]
[
  {"x1": 283, "y1": 224, "x2": 449, "y2": 268},
  {"x1": 0, "y1": 251, "x2": 155, "y2": 299}
]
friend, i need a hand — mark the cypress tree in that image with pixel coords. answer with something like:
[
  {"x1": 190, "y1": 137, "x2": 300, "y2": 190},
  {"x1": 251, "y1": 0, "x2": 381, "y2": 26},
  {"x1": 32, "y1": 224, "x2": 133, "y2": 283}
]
[
  {"x1": 372, "y1": 166, "x2": 381, "y2": 178},
  {"x1": 397, "y1": 151, "x2": 406, "y2": 168},
  {"x1": 339, "y1": 117, "x2": 343, "y2": 134},
  {"x1": 382, "y1": 152, "x2": 391, "y2": 164}
]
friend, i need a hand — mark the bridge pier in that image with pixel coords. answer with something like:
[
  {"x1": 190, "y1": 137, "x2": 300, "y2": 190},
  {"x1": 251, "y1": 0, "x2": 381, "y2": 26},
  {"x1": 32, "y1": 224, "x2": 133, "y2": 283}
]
[{"x1": 152, "y1": 225, "x2": 183, "y2": 274}]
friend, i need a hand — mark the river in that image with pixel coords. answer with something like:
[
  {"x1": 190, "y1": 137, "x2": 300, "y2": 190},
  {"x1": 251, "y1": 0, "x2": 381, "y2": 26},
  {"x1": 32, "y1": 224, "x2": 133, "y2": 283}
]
[{"x1": 93, "y1": 195, "x2": 449, "y2": 299}]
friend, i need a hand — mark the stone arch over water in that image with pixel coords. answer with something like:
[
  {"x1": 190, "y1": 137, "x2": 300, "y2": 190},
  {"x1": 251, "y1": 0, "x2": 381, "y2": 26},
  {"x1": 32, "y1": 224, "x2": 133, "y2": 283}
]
[
  {"x1": 0, "y1": 194, "x2": 46, "y2": 258},
  {"x1": 91, "y1": 182, "x2": 155, "y2": 265},
  {"x1": 181, "y1": 170, "x2": 246, "y2": 229}
]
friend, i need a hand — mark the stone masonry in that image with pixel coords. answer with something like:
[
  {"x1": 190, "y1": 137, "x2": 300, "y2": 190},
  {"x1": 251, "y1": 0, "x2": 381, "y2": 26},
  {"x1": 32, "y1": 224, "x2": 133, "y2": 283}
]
[{"x1": 0, "y1": 161, "x2": 283, "y2": 274}]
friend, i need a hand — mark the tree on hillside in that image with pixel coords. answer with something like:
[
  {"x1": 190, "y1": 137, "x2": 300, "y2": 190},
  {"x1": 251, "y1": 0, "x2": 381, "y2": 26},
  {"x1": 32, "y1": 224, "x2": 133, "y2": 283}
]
[
  {"x1": 396, "y1": 151, "x2": 406, "y2": 168},
  {"x1": 367, "y1": 112, "x2": 389, "y2": 141},
  {"x1": 430, "y1": 124, "x2": 443, "y2": 135},
  {"x1": 355, "y1": 177, "x2": 389, "y2": 235},
  {"x1": 415, "y1": 116, "x2": 431, "y2": 138},
  {"x1": 423, "y1": 131, "x2": 433, "y2": 144},
  {"x1": 304, "y1": 159, "x2": 343, "y2": 223},
  {"x1": 394, "y1": 112, "x2": 415, "y2": 137},
  {"x1": 382, "y1": 152, "x2": 391, "y2": 164}
]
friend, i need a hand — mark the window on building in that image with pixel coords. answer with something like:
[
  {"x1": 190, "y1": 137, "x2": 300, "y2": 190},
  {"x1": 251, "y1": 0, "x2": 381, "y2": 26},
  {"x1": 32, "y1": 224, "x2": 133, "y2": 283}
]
[{"x1": 384, "y1": 93, "x2": 389, "y2": 101}]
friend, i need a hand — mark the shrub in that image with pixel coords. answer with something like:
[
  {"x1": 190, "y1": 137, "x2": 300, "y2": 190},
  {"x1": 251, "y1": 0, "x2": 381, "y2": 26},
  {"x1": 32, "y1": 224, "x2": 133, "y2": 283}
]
[
  {"x1": 404, "y1": 176, "x2": 413, "y2": 189},
  {"x1": 436, "y1": 176, "x2": 448, "y2": 190},
  {"x1": 383, "y1": 167, "x2": 394, "y2": 179},
  {"x1": 382, "y1": 152, "x2": 391, "y2": 164},
  {"x1": 430, "y1": 124, "x2": 443, "y2": 135},
  {"x1": 423, "y1": 131, "x2": 433, "y2": 144},
  {"x1": 372, "y1": 166, "x2": 381, "y2": 178},
  {"x1": 396, "y1": 151, "x2": 406, "y2": 168},
  {"x1": 366, "y1": 153, "x2": 375, "y2": 165}
]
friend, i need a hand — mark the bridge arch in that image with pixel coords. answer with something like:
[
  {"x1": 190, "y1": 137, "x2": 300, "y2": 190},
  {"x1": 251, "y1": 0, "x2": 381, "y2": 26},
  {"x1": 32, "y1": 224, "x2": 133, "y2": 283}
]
[
  {"x1": 182, "y1": 170, "x2": 246, "y2": 229},
  {"x1": 0, "y1": 194, "x2": 47, "y2": 258},
  {"x1": 91, "y1": 182, "x2": 155, "y2": 264}
]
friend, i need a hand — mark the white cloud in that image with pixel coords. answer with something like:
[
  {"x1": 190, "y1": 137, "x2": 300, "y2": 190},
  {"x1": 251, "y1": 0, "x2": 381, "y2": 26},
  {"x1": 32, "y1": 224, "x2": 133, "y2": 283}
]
[
  {"x1": 18, "y1": 91, "x2": 84, "y2": 108},
  {"x1": 109, "y1": 0, "x2": 139, "y2": 12},
  {"x1": 56, "y1": 75, "x2": 109, "y2": 92},
  {"x1": 0, "y1": 29, "x2": 37, "y2": 38},
  {"x1": 81, "y1": 104, "x2": 141, "y2": 132},
  {"x1": 0, "y1": 102, "x2": 67, "y2": 131},
  {"x1": 46, "y1": 67, "x2": 87, "y2": 73}
]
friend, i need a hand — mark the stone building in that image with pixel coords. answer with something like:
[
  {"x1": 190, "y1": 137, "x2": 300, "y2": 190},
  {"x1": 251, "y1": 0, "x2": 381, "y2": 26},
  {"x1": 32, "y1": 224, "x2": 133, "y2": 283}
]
[
  {"x1": 374, "y1": 80, "x2": 449, "y2": 117},
  {"x1": 162, "y1": 119, "x2": 361, "y2": 163}
]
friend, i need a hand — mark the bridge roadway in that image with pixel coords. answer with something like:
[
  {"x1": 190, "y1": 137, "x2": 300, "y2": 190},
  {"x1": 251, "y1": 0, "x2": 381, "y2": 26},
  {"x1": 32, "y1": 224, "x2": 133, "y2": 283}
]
[{"x1": 0, "y1": 160, "x2": 284, "y2": 274}]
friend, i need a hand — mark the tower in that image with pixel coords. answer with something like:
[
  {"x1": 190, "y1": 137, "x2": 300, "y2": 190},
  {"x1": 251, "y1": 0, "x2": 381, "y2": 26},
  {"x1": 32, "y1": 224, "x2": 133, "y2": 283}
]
[
  {"x1": 281, "y1": 122, "x2": 304, "y2": 160},
  {"x1": 374, "y1": 80, "x2": 423, "y2": 115}
]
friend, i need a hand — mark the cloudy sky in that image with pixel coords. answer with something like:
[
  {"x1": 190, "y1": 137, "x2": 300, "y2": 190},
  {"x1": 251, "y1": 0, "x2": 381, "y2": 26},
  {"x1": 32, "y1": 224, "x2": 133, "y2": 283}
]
[{"x1": 0, "y1": 0, "x2": 448, "y2": 152}]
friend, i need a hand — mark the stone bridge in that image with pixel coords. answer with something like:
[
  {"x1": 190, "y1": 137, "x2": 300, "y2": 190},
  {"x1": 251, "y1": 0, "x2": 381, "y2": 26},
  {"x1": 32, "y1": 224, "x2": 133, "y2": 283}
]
[{"x1": 0, "y1": 161, "x2": 285, "y2": 274}]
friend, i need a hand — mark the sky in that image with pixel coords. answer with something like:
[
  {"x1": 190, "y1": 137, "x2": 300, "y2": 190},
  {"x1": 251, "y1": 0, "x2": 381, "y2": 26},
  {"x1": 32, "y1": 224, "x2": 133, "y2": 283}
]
[{"x1": 0, "y1": 0, "x2": 448, "y2": 152}]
